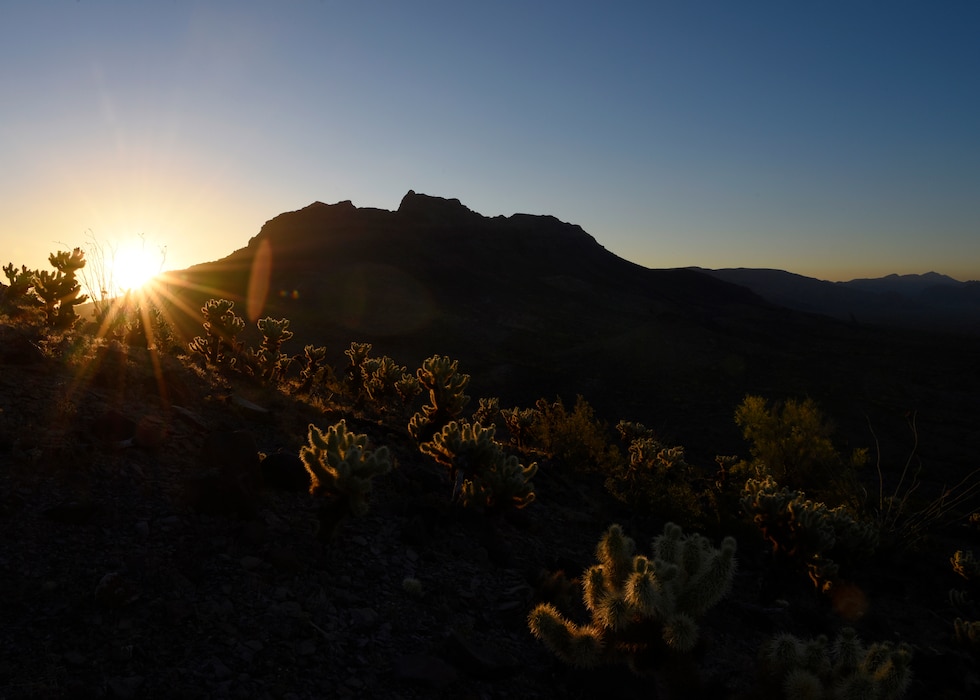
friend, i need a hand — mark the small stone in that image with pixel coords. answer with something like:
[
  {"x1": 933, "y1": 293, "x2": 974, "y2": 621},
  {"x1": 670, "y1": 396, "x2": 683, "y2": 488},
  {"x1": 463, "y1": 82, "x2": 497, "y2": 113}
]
[
  {"x1": 297, "y1": 639, "x2": 317, "y2": 656},
  {"x1": 350, "y1": 607, "x2": 378, "y2": 630},
  {"x1": 240, "y1": 556, "x2": 263, "y2": 570},
  {"x1": 63, "y1": 651, "x2": 86, "y2": 666},
  {"x1": 392, "y1": 653, "x2": 458, "y2": 688},
  {"x1": 106, "y1": 675, "x2": 144, "y2": 699},
  {"x1": 135, "y1": 521, "x2": 149, "y2": 537}
]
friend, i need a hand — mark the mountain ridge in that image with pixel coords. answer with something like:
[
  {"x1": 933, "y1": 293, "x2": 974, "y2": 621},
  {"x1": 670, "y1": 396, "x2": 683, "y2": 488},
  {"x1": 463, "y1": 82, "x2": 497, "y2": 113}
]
[
  {"x1": 157, "y1": 192, "x2": 980, "y2": 474},
  {"x1": 691, "y1": 266, "x2": 980, "y2": 333}
]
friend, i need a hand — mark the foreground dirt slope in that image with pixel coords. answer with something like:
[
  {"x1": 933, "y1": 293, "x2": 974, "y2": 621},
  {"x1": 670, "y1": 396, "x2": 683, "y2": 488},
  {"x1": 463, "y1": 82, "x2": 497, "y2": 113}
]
[{"x1": 1, "y1": 324, "x2": 977, "y2": 699}]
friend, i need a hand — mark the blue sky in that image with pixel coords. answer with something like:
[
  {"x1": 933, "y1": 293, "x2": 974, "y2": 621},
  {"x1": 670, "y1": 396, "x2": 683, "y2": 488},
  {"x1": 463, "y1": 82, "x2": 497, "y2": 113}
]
[{"x1": 2, "y1": 1, "x2": 979, "y2": 285}]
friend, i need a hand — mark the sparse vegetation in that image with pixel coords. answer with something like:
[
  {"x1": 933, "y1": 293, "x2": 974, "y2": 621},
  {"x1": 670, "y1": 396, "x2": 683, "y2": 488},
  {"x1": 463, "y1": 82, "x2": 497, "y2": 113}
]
[
  {"x1": 3, "y1": 241, "x2": 979, "y2": 698},
  {"x1": 755, "y1": 628, "x2": 913, "y2": 699}
]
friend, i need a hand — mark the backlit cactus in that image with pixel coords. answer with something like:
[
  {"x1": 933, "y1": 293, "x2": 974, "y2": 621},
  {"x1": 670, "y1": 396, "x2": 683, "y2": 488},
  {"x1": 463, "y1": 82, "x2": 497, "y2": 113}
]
[
  {"x1": 421, "y1": 420, "x2": 537, "y2": 511},
  {"x1": 742, "y1": 477, "x2": 878, "y2": 592},
  {"x1": 256, "y1": 316, "x2": 293, "y2": 382},
  {"x1": 33, "y1": 248, "x2": 88, "y2": 328},
  {"x1": 408, "y1": 354, "x2": 470, "y2": 443},
  {"x1": 528, "y1": 522, "x2": 736, "y2": 675},
  {"x1": 189, "y1": 298, "x2": 246, "y2": 366},
  {"x1": 756, "y1": 628, "x2": 912, "y2": 699},
  {"x1": 300, "y1": 419, "x2": 392, "y2": 519}
]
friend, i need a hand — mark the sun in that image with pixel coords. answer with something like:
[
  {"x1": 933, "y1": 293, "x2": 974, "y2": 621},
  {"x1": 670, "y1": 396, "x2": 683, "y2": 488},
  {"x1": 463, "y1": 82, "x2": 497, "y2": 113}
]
[{"x1": 111, "y1": 239, "x2": 165, "y2": 293}]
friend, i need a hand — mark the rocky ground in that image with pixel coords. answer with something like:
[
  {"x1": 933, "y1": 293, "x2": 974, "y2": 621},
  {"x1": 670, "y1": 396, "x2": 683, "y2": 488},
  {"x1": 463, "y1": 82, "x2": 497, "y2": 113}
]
[{"x1": 1, "y1": 320, "x2": 979, "y2": 699}]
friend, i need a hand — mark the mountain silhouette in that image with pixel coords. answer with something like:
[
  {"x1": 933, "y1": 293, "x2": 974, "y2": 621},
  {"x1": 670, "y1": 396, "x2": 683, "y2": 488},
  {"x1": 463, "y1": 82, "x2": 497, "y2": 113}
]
[{"x1": 159, "y1": 192, "x2": 980, "y2": 468}]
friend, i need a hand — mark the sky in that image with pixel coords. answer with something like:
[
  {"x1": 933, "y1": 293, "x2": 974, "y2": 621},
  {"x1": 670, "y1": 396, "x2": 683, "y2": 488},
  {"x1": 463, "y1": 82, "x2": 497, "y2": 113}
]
[{"x1": 2, "y1": 1, "x2": 979, "y2": 287}]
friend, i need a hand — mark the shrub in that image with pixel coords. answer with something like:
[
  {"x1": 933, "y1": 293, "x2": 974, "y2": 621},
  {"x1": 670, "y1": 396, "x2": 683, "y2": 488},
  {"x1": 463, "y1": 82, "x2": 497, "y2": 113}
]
[
  {"x1": 735, "y1": 395, "x2": 867, "y2": 506},
  {"x1": 528, "y1": 522, "x2": 736, "y2": 678},
  {"x1": 527, "y1": 395, "x2": 620, "y2": 474}
]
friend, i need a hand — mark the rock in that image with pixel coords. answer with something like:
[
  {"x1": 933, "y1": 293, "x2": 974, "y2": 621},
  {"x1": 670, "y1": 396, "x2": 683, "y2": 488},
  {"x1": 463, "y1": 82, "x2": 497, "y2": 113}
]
[
  {"x1": 231, "y1": 394, "x2": 271, "y2": 420},
  {"x1": 172, "y1": 404, "x2": 209, "y2": 430},
  {"x1": 392, "y1": 653, "x2": 459, "y2": 689},
  {"x1": 349, "y1": 607, "x2": 379, "y2": 630},
  {"x1": 440, "y1": 629, "x2": 520, "y2": 680},
  {"x1": 95, "y1": 572, "x2": 140, "y2": 609},
  {"x1": 134, "y1": 415, "x2": 168, "y2": 448},
  {"x1": 260, "y1": 451, "x2": 309, "y2": 492},
  {"x1": 42, "y1": 499, "x2": 101, "y2": 525},
  {"x1": 0, "y1": 334, "x2": 45, "y2": 364},
  {"x1": 106, "y1": 675, "x2": 145, "y2": 699},
  {"x1": 184, "y1": 431, "x2": 261, "y2": 517},
  {"x1": 91, "y1": 410, "x2": 136, "y2": 443}
]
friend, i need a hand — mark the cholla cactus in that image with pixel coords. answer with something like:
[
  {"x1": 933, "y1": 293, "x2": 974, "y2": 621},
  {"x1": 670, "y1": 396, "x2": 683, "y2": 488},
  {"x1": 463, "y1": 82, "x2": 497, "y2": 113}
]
[
  {"x1": 952, "y1": 550, "x2": 980, "y2": 583},
  {"x1": 362, "y1": 355, "x2": 411, "y2": 408},
  {"x1": 605, "y1": 435, "x2": 702, "y2": 525},
  {"x1": 188, "y1": 298, "x2": 246, "y2": 366},
  {"x1": 501, "y1": 406, "x2": 539, "y2": 449},
  {"x1": 757, "y1": 628, "x2": 913, "y2": 699},
  {"x1": 256, "y1": 316, "x2": 293, "y2": 382},
  {"x1": 472, "y1": 397, "x2": 501, "y2": 427},
  {"x1": 954, "y1": 618, "x2": 980, "y2": 656},
  {"x1": 408, "y1": 355, "x2": 470, "y2": 443},
  {"x1": 528, "y1": 523, "x2": 736, "y2": 675},
  {"x1": 342, "y1": 342, "x2": 417, "y2": 415},
  {"x1": 421, "y1": 420, "x2": 537, "y2": 511},
  {"x1": 742, "y1": 477, "x2": 878, "y2": 592},
  {"x1": 1, "y1": 263, "x2": 39, "y2": 313},
  {"x1": 33, "y1": 248, "x2": 88, "y2": 328},
  {"x1": 296, "y1": 344, "x2": 329, "y2": 394},
  {"x1": 301, "y1": 420, "x2": 392, "y2": 520}
]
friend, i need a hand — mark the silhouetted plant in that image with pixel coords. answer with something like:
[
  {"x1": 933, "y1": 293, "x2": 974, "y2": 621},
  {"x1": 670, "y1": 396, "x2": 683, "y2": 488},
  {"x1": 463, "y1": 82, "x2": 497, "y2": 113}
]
[
  {"x1": 188, "y1": 298, "x2": 246, "y2": 366},
  {"x1": 1, "y1": 263, "x2": 40, "y2": 315},
  {"x1": 735, "y1": 395, "x2": 867, "y2": 506},
  {"x1": 527, "y1": 395, "x2": 620, "y2": 474},
  {"x1": 867, "y1": 412, "x2": 980, "y2": 550},
  {"x1": 528, "y1": 522, "x2": 736, "y2": 689},
  {"x1": 33, "y1": 248, "x2": 89, "y2": 328},
  {"x1": 755, "y1": 628, "x2": 912, "y2": 699},
  {"x1": 420, "y1": 419, "x2": 537, "y2": 512},
  {"x1": 408, "y1": 354, "x2": 470, "y2": 443}
]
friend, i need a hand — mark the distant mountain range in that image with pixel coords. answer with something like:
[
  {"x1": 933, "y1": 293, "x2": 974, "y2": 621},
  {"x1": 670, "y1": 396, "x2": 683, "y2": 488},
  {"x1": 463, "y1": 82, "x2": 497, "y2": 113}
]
[{"x1": 690, "y1": 268, "x2": 980, "y2": 333}]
